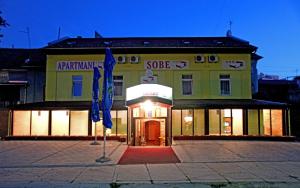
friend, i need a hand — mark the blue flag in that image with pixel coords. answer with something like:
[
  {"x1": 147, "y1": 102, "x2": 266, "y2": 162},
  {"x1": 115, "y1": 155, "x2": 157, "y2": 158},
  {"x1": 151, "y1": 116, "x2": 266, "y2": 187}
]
[
  {"x1": 102, "y1": 48, "x2": 116, "y2": 129},
  {"x1": 91, "y1": 67, "x2": 101, "y2": 122}
]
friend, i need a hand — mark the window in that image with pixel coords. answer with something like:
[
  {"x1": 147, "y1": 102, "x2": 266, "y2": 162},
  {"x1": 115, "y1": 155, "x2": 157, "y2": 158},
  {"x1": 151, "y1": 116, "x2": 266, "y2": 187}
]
[
  {"x1": 172, "y1": 110, "x2": 181, "y2": 136},
  {"x1": 220, "y1": 74, "x2": 231, "y2": 95},
  {"x1": 31, "y1": 111, "x2": 49, "y2": 136},
  {"x1": 13, "y1": 111, "x2": 31, "y2": 135},
  {"x1": 194, "y1": 109, "x2": 205, "y2": 135},
  {"x1": 72, "y1": 75, "x2": 82, "y2": 97},
  {"x1": 52, "y1": 110, "x2": 70, "y2": 136},
  {"x1": 113, "y1": 75, "x2": 123, "y2": 96},
  {"x1": 209, "y1": 109, "x2": 220, "y2": 135},
  {"x1": 70, "y1": 110, "x2": 88, "y2": 136},
  {"x1": 182, "y1": 75, "x2": 192, "y2": 95},
  {"x1": 182, "y1": 109, "x2": 193, "y2": 135},
  {"x1": 248, "y1": 110, "x2": 259, "y2": 135}
]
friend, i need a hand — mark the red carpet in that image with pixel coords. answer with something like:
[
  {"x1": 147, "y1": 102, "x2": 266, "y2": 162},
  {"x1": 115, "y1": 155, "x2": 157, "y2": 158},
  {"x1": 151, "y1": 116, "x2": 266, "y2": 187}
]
[{"x1": 118, "y1": 147, "x2": 180, "y2": 164}]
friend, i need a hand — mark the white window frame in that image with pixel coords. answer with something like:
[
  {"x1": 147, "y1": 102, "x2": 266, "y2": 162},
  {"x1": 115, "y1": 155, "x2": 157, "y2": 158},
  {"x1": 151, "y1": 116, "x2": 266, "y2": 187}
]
[
  {"x1": 113, "y1": 75, "x2": 123, "y2": 96},
  {"x1": 220, "y1": 74, "x2": 231, "y2": 96},
  {"x1": 182, "y1": 74, "x2": 193, "y2": 96}
]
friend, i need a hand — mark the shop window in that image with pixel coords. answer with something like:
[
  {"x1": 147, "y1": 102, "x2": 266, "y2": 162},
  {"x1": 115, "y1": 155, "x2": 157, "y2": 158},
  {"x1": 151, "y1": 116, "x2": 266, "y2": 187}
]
[
  {"x1": 271, "y1": 110, "x2": 282, "y2": 136},
  {"x1": 182, "y1": 75, "x2": 192, "y2": 95},
  {"x1": 155, "y1": 107, "x2": 167, "y2": 117},
  {"x1": 209, "y1": 109, "x2": 220, "y2": 135},
  {"x1": 172, "y1": 110, "x2": 181, "y2": 136},
  {"x1": 51, "y1": 110, "x2": 70, "y2": 136},
  {"x1": 194, "y1": 109, "x2": 204, "y2": 135},
  {"x1": 133, "y1": 107, "x2": 140, "y2": 117},
  {"x1": 110, "y1": 110, "x2": 117, "y2": 135},
  {"x1": 31, "y1": 111, "x2": 49, "y2": 136},
  {"x1": 13, "y1": 111, "x2": 31, "y2": 136},
  {"x1": 232, "y1": 109, "x2": 243, "y2": 135},
  {"x1": 72, "y1": 75, "x2": 82, "y2": 97},
  {"x1": 248, "y1": 110, "x2": 259, "y2": 135},
  {"x1": 92, "y1": 121, "x2": 103, "y2": 136},
  {"x1": 221, "y1": 109, "x2": 231, "y2": 135},
  {"x1": 113, "y1": 76, "x2": 123, "y2": 96},
  {"x1": 220, "y1": 74, "x2": 231, "y2": 95},
  {"x1": 117, "y1": 110, "x2": 127, "y2": 136},
  {"x1": 263, "y1": 109, "x2": 271, "y2": 135},
  {"x1": 182, "y1": 109, "x2": 193, "y2": 136},
  {"x1": 70, "y1": 110, "x2": 88, "y2": 136}
]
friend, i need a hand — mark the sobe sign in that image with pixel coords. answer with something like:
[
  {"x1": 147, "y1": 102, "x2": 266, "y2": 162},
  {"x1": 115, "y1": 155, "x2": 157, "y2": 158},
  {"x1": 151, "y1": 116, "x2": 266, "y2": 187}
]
[
  {"x1": 144, "y1": 60, "x2": 189, "y2": 70},
  {"x1": 56, "y1": 61, "x2": 103, "y2": 71}
]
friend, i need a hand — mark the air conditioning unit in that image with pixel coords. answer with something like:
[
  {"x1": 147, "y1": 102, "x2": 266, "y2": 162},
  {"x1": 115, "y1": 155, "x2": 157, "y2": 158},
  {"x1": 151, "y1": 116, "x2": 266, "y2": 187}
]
[
  {"x1": 208, "y1": 55, "x2": 218, "y2": 63},
  {"x1": 195, "y1": 55, "x2": 205, "y2": 63},
  {"x1": 117, "y1": 55, "x2": 126, "y2": 64},
  {"x1": 130, "y1": 56, "x2": 139, "y2": 64}
]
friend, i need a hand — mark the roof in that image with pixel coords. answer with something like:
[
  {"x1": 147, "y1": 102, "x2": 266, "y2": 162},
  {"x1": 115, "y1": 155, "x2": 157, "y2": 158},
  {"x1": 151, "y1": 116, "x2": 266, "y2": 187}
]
[
  {"x1": 44, "y1": 36, "x2": 258, "y2": 54},
  {"x1": 0, "y1": 48, "x2": 46, "y2": 70},
  {"x1": 11, "y1": 100, "x2": 127, "y2": 110},
  {"x1": 259, "y1": 79, "x2": 298, "y2": 87},
  {"x1": 251, "y1": 53, "x2": 263, "y2": 61},
  {"x1": 172, "y1": 99, "x2": 288, "y2": 109}
]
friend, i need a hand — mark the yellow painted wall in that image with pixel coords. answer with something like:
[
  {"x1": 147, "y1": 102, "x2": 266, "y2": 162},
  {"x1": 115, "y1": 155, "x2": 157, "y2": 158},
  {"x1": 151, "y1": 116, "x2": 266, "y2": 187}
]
[{"x1": 46, "y1": 53, "x2": 252, "y2": 101}]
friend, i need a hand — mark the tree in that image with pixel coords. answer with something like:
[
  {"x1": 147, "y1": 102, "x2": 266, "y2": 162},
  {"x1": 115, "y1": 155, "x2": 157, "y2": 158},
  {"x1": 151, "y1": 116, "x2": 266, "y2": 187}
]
[{"x1": 0, "y1": 11, "x2": 9, "y2": 40}]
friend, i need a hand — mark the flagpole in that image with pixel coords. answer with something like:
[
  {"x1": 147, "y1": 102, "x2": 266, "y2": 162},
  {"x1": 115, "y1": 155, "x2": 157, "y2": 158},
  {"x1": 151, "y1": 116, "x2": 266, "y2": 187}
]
[
  {"x1": 96, "y1": 127, "x2": 110, "y2": 162},
  {"x1": 90, "y1": 121, "x2": 100, "y2": 145},
  {"x1": 96, "y1": 48, "x2": 115, "y2": 163}
]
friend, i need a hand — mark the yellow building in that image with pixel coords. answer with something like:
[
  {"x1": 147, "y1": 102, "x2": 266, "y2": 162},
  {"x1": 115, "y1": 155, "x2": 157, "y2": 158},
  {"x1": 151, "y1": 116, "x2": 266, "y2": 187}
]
[{"x1": 10, "y1": 37, "x2": 291, "y2": 145}]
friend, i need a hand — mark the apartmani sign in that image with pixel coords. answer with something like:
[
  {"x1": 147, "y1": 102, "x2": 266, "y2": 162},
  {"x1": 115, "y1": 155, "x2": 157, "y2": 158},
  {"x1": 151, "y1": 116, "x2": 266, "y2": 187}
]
[{"x1": 56, "y1": 61, "x2": 103, "y2": 71}]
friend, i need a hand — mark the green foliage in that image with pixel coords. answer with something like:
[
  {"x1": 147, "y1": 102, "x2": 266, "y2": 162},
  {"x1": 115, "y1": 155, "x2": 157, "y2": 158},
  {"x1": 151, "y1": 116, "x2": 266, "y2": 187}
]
[{"x1": 0, "y1": 11, "x2": 9, "y2": 27}]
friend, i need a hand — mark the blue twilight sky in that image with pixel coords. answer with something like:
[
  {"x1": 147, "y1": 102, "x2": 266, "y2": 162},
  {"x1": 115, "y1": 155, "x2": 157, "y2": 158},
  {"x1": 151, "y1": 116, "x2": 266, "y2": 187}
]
[{"x1": 0, "y1": 0, "x2": 300, "y2": 79}]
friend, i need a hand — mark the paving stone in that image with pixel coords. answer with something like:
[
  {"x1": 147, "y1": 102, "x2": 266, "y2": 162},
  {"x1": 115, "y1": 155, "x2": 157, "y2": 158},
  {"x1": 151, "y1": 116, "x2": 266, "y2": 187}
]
[
  {"x1": 177, "y1": 163, "x2": 227, "y2": 183},
  {"x1": 115, "y1": 164, "x2": 150, "y2": 183},
  {"x1": 147, "y1": 164, "x2": 188, "y2": 183},
  {"x1": 75, "y1": 166, "x2": 115, "y2": 183},
  {"x1": 238, "y1": 162, "x2": 299, "y2": 182},
  {"x1": 40, "y1": 167, "x2": 86, "y2": 183}
]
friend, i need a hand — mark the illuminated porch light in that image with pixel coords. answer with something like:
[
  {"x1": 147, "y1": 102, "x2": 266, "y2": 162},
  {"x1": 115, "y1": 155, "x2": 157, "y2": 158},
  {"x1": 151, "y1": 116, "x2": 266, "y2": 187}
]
[{"x1": 141, "y1": 100, "x2": 153, "y2": 112}]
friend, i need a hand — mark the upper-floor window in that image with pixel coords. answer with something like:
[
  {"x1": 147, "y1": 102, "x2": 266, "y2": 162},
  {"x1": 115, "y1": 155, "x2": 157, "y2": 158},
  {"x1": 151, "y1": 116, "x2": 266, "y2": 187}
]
[
  {"x1": 113, "y1": 75, "x2": 123, "y2": 96},
  {"x1": 220, "y1": 74, "x2": 231, "y2": 95},
  {"x1": 72, "y1": 75, "x2": 82, "y2": 97},
  {"x1": 182, "y1": 75, "x2": 192, "y2": 95}
]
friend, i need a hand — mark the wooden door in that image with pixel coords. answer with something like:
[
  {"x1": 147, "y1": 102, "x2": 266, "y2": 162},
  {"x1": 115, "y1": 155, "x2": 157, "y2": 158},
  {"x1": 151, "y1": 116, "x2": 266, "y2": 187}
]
[{"x1": 145, "y1": 121, "x2": 160, "y2": 143}]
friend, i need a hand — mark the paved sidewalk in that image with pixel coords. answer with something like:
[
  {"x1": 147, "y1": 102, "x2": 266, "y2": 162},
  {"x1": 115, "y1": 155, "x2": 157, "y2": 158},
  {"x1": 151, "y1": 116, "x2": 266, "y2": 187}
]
[{"x1": 0, "y1": 140, "x2": 300, "y2": 187}]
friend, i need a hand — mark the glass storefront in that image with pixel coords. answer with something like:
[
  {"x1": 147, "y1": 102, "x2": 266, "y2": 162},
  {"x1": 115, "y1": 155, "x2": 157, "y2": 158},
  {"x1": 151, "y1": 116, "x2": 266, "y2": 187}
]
[
  {"x1": 171, "y1": 108, "x2": 285, "y2": 137},
  {"x1": 11, "y1": 106, "x2": 287, "y2": 139},
  {"x1": 13, "y1": 109, "x2": 128, "y2": 137}
]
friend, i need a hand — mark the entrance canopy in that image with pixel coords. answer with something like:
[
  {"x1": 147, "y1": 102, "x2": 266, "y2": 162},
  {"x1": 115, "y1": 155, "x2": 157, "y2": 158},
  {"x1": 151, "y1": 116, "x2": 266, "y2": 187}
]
[{"x1": 126, "y1": 84, "x2": 172, "y2": 106}]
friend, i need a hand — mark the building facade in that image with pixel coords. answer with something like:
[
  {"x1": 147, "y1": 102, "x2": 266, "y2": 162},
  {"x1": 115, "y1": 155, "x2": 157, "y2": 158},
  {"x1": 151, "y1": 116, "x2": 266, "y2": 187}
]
[
  {"x1": 0, "y1": 48, "x2": 45, "y2": 138},
  {"x1": 0, "y1": 49, "x2": 46, "y2": 107},
  {"x1": 9, "y1": 37, "x2": 291, "y2": 145}
]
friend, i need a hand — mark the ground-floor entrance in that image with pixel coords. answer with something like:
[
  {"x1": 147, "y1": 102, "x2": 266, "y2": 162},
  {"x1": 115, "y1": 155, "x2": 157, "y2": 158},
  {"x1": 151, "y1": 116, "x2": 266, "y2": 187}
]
[{"x1": 134, "y1": 118, "x2": 166, "y2": 146}]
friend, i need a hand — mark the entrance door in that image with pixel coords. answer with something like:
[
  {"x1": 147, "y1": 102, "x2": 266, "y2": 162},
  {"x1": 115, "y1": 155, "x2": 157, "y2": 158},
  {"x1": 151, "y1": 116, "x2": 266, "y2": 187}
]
[{"x1": 145, "y1": 120, "x2": 160, "y2": 146}]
